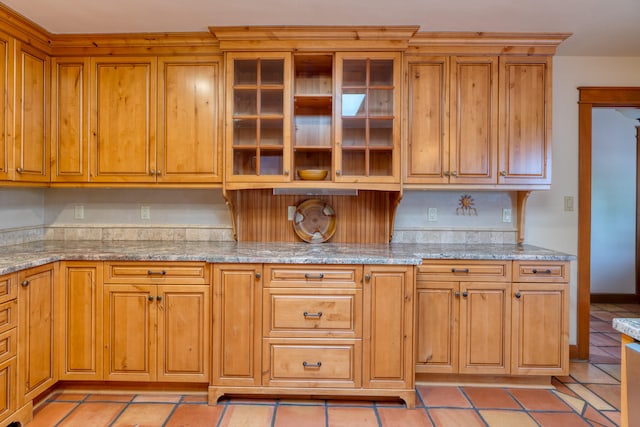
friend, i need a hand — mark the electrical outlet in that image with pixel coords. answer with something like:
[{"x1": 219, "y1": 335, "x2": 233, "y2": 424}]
[
  {"x1": 140, "y1": 206, "x2": 151, "y2": 220},
  {"x1": 564, "y1": 196, "x2": 574, "y2": 212},
  {"x1": 502, "y1": 208, "x2": 512, "y2": 223},
  {"x1": 74, "y1": 205, "x2": 84, "y2": 220},
  {"x1": 428, "y1": 208, "x2": 437, "y2": 222},
  {"x1": 287, "y1": 206, "x2": 296, "y2": 221}
]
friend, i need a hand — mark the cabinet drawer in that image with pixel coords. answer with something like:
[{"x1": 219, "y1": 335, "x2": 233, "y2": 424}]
[
  {"x1": 0, "y1": 328, "x2": 17, "y2": 364},
  {"x1": 263, "y1": 339, "x2": 361, "y2": 388},
  {"x1": 417, "y1": 260, "x2": 510, "y2": 282},
  {"x1": 0, "y1": 273, "x2": 17, "y2": 304},
  {"x1": 265, "y1": 265, "x2": 362, "y2": 288},
  {"x1": 264, "y1": 289, "x2": 361, "y2": 338},
  {"x1": 104, "y1": 262, "x2": 208, "y2": 284},
  {"x1": 0, "y1": 300, "x2": 17, "y2": 334},
  {"x1": 513, "y1": 261, "x2": 569, "y2": 283}
]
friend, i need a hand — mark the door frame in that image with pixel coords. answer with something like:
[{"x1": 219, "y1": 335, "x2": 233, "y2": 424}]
[{"x1": 576, "y1": 87, "x2": 640, "y2": 360}]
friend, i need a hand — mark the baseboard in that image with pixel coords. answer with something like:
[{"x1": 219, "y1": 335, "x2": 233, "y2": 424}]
[{"x1": 590, "y1": 293, "x2": 640, "y2": 304}]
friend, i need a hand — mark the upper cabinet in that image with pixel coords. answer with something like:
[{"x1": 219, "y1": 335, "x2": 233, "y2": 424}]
[{"x1": 0, "y1": 31, "x2": 12, "y2": 182}]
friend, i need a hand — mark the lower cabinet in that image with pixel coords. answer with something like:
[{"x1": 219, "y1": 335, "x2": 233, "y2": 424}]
[{"x1": 0, "y1": 273, "x2": 17, "y2": 425}]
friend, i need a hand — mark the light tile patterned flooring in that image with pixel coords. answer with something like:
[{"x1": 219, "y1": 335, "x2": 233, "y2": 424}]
[{"x1": 25, "y1": 303, "x2": 640, "y2": 427}]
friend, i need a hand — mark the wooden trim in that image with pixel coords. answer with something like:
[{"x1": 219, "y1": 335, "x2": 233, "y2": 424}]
[
  {"x1": 577, "y1": 87, "x2": 640, "y2": 361},
  {"x1": 0, "y1": 3, "x2": 52, "y2": 54},
  {"x1": 516, "y1": 191, "x2": 532, "y2": 244},
  {"x1": 637, "y1": 126, "x2": 640, "y2": 298},
  {"x1": 590, "y1": 294, "x2": 640, "y2": 304}
]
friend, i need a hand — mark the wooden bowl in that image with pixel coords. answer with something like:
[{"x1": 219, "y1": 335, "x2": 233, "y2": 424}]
[{"x1": 297, "y1": 169, "x2": 328, "y2": 180}]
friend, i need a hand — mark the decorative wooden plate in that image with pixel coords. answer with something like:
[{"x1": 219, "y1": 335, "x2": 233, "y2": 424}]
[{"x1": 292, "y1": 199, "x2": 336, "y2": 243}]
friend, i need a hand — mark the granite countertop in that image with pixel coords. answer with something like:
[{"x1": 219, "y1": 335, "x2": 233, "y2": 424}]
[
  {"x1": 613, "y1": 318, "x2": 640, "y2": 341},
  {"x1": 0, "y1": 240, "x2": 575, "y2": 276}
]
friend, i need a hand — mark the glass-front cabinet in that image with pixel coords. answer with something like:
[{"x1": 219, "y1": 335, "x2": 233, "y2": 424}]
[{"x1": 224, "y1": 50, "x2": 401, "y2": 188}]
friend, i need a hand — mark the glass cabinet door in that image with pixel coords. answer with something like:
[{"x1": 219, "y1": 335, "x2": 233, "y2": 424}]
[
  {"x1": 335, "y1": 53, "x2": 400, "y2": 183},
  {"x1": 226, "y1": 53, "x2": 291, "y2": 182}
]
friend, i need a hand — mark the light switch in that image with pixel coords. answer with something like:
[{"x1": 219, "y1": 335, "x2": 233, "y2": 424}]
[
  {"x1": 287, "y1": 206, "x2": 296, "y2": 221},
  {"x1": 564, "y1": 196, "x2": 574, "y2": 212},
  {"x1": 428, "y1": 208, "x2": 437, "y2": 222},
  {"x1": 74, "y1": 205, "x2": 84, "y2": 220},
  {"x1": 502, "y1": 208, "x2": 512, "y2": 223},
  {"x1": 140, "y1": 206, "x2": 151, "y2": 220}
]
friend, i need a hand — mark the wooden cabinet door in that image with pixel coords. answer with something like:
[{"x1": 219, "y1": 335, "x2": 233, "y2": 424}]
[
  {"x1": 459, "y1": 282, "x2": 510, "y2": 375},
  {"x1": 415, "y1": 281, "x2": 459, "y2": 374},
  {"x1": 498, "y1": 56, "x2": 551, "y2": 185},
  {"x1": 404, "y1": 56, "x2": 449, "y2": 184},
  {"x1": 51, "y1": 58, "x2": 90, "y2": 183},
  {"x1": 0, "y1": 357, "x2": 16, "y2": 423},
  {"x1": 157, "y1": 56, "x2": 223, "y2": 184},
  {"x1": 90, "y1": 57, "x2": 157, "y2": 183},
  {"x1": 0, "y1": 32, "x2": 13, "y2": 182},
  {"x1": 212, "y1": 264, "x2": 262, "y2": 386},
  {"x1": 156, "y1": 285, "x2": 210, "y2": 382},
  {"x1": 449, "y1": 56, "x2": 498, "y2": 184},
  {"x1": 363, "y1": 265, "x2": 414, "y2": 389},
  {"x1": 58, "y1": 262, "x2": 103, "y2": 380},
  {"x1": 511, "y1": 283, "x2": 568, "y2": 375},
  {"x1": 14, "y1": 42, "x2": 49, "y2": 183},
  {"x1": 18, "y1": 263, "x2": 57, "y2": 405},
  {"x1": 103, "y1": 284, "x2": 156, "y2": 381}
]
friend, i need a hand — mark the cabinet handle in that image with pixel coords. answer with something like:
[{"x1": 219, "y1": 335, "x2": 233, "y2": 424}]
[
  {"x1": 147, "y1": 270, "x2": 167, "y2": 276},
  {"x1": 451, "y1": 268, "x2": 470, "y2": 273},
  {"x1": 364, "y1": 274, "x2": 371, "y2": 282},
  {"x1": 451, "y1": 171, "x2": 458, "y2": 177},
  {"x1": 16, "y1": 167, "x2": 23, "y2": 173},
  {"x1": 156, "y1": 295, "x2": 163, "y2": 301},
  {"x1": 302, "y1": 361, "x2": 322, "y2": 368},
  {"x1": 148, "y1": 295, "x2": 154, "y2": 301},
  {"x1": 21, "y1": 280, "x2": 29, "y2": 287},
  {"x1": 532, "y1": 269, "x2": 552, "y2": 274},
  {"x1": 303, "y1": 311, "x2": 323, "y2": 318},
  {"x1": 156, "y1": 169, "x2": 162, "y2": 176},
  {"x1": 454, "y1": 291, "x2": 460, "y2": 297},
  {"x1": 255, "y1": 272, "x2": 261, "y2": 279},
  {"x1": 500, "y1": 170, "x2": 507, "y2": 176},
  {"x1": 515, "y1": 292, "x2": 521, "y2": 299},
  {"x1": 149, "y1": 169, "x2": 155, "y2": 175},
  {"x1": 304, "y1": 273, "x2": 324, "y2": 280},
  {"x1": 336, "y1": 170, "x2": 341, "y2": 176},
  {"x1": 284, "y1": 170, "x2": 289, "y2": 176},
  {"x1": 462, "y1": 291, "x2": 468, "y2": 297},
  {"x1": 444, "y1": 171, "x2": 450, "y2": 177}
]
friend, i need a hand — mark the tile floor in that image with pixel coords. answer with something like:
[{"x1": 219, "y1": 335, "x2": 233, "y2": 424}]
[{"x1": 25, "y1": 303, "x2": 640, "y2": 427}]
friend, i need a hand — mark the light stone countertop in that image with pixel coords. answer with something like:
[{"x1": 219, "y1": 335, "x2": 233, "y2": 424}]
[
  {"x1": 613, "y1": 318, "x2": 640, "y2": 341},
  {"x1": 0, "y1": 240, "x2": 574, "y2": 276}
]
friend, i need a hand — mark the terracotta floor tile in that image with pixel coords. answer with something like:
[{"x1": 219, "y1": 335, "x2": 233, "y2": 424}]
[
  {"x1": 602, "y1": 410, "x2": 621, "y2": 425},
  {"x1": 591, "y1": 311, "x2": 618, "y2": 322},
  {"x1": 508, "y1": 388, "x2": 571, "y2": 411},
  {"x1": 48, "y1": 393, "x2": 88, "y2": 402},
  {"x1": 604, "y1": 332, "x2": 622, "y2": 342},
  {"x1": 552, "y1": 378, "x2": 580, "y2": 398},
  {"x1": 165, "y1": 403, "x2": 224, "y2": 427},
  {"x1": 326, "y1": 407, "x2": 378, "y2": 427},
  {"x1": 28, "y1": 402, "x2": 79, "y2": 427},
  {"x1": 530, "y1": 412, "x2": 592, "y2": 427},
  {"x1": 428, "y1": 408, "x2": 485, "y2": 427},
  {"x1": 569, "y1": 361, "x2": 620, "y2": 384},
  {"x1": 566, "y1": 384, "x2": 615, "y2": 411},
  {"x1": 85, "y1": 394, "x2": 136, "y2": 403},
  {"x1": 590, "y1": 321, "x2": 617, "y2": 333},
  {"x1": 590, "y1": 333, "x2": 621, "y2": 346},
  {"x1": 377, "y1": 407, "x2": 432, "y2": 427},
  {"x1": 462, "y1": 387, "x2": 520, "y2": 409},
  {"x1": 111, "y1": 403, "x2": 174, "y2": 426},
  {"x1": 593, "y1": 363, "x2": 621, "y2": 381},
  {"x1": 416, "y1": 386, "x2": 471, "y2": 408},
  {"x1": 553, "y1": 391, "x2": 586, "y2": 413},
  {"x1": 582, "y1": 405, "x2": 617, "y2": 427},
  {"x1": 273, "y1": 405, "x2": 326, "y2": 427},
  {"x1": 180, "y1": 394, "x2": 209, "y2": 403},
  {"x1": 585, "y1": 383, "x2": 621, "y2": 410},
  {"x1": 218, "y1": 404, "x2": 275, "y2": 427},
  {"x1": 58, "y1": 402, "x2": 126, "y2": 427},
  {"x1": 599, "y1": 346, "x2": 621, "y2": 358},
  {"x1": 479, "y1": 409, "x2": 538, "y2": 427},
  {"x1": 132, "y1": 394, "x2": 182, "y2": 403}
]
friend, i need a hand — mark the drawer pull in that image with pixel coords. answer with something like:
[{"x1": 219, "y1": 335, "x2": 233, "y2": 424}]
[
  {"x1": 21, "y1": 280, "x2": 29, "y2": 287},
  {"x1": 303, "y1": 311, "x2": 323, "y2": 318},
  {"x1": 532, "y1": 269, "x2": 552, "y2": 274},
  {"x1": 148, "y1": 295, "x2": 154, "y2": 301},
  {"x1": 302, "y1": 361, "x2": 322, "y2": 368},
  {"x1": 515, "y1": 292, "x2": 522, "y2": 299},
  {"x1": 451, "y1": 268, "x2": 470, "y2": 273},
  {"x1": 147, "y1": 270, "x2": 167, "y2": 276},
  {"x1": 304, "y1": 273, "x2": 324, "y2": 280},
  {"x1": 462, "y1": 291, "x2": 468, "y2": 297},
  {"x1": 454, "y1": 291, "x2": 460, "y2": 297}
]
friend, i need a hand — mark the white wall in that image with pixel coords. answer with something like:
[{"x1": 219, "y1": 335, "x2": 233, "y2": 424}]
[{"x1": 0, "y1": 188, "x2": 45, "y2": 229}]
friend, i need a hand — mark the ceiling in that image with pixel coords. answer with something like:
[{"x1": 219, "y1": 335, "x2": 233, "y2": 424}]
[{"x1": 1, "y1": 0, "x2": 639, "y2": 56}]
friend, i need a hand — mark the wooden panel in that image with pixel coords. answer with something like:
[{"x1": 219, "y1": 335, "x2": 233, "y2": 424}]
[
  {"x1": 158, "y1": 56, "x2": 222, "y2": 183},
  {"x1": 234, "y1": 189, "x2": 391, "y2": 243},
  {"x1": 0, "y1": 32, "x2": 13, "y2": 181},
  {"x1": 417, "y1": 260, "x2": 510, "y2": 282},
  {"x1": 0, "y1": 301, "x2": 17, "y2": 335},
  {"x1": 265, "y1": 264, "x2": 361, "y2": 288},
  {"x1": 0, "y1": 273, "x2": 17, "y2": 305},
  {"x1": 513, "y1": 261, "x2": 569, "y2": 283},
  {"x1": 0, "y1": 329, "x2": 16, "y2": 364},
  {"x1": 0, "y1": 357, "x2": 16, "y2": 422},
  {"x1": 51, "y1": 58, "x2": 89, "y2": 182},
  {"x1": 104, "y1": 262, "x2": 208, "y2": 284}
]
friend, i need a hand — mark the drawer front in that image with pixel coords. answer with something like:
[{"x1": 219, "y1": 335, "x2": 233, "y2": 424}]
[
  {"x1": 0, "y1": 273, "x2": 17, "y2": 305},
  {"x1": 104, "y1": 262, "x2": 208, "y2": 284},
  {"x1": 263, "y1": 340, "x2": 361, "y2": 387},
  {"x1": 513, "y1": 261, "x2": 569, "y2": 283},
  {"x1": 418, "y1": 260, "x2": 510, "y2": 282},
  {"x1": 264, "y1": 289, "x2": 361, "y2": 338},
  {"x1": 265, "y1": 265, "x2": 362, "y2": 288},
  {"x1": 0, "y1": 328, "x2": 17, "y2": 364},
  {"x1": 0, "y1": 300, "x2": 17, "y2": 334}
]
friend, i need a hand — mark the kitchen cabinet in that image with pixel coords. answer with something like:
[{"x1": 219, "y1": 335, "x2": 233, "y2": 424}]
[
  {"x1": 103, "y1": 262, "x2": 210, "y2": 382},
  {"x1": 17, "y1": 263, "x2": 57, "y2": 406},
  {"x1": 0, "y1": 273, "x2": 17, "y2": 425},
  {"x1": 405, "y1": 55, "x2": 498, "y2": 185},
  {"x1": 0, "y1": 32, "x2": 13, "y2": 182},
  {"x1": 57, "y1": 261, "x2": 103, "y2": 380}
]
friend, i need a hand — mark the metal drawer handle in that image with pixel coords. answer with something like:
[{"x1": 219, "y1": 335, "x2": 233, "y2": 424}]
[
  {"x1": 462, "y1": 291, "x2": 469, "y2": 297},
  {"x1": 451, "y1": 268, "x2": 470, "y2": 273},
  {"x1": 21, "y1": 280, "x2": 29, "y2": 287},
  {"x1": 515, "y1": 292, "x2": 522, "y2": 299},
  {"x1": 156, "y1": 295, "x2": 162, "y2": 301},
  {"x1": 302, "y1": 361, "x2": 322, "y2": 368},
  {"x1": 532, "y1": 269, "x2": 552, "y2": 274},
  {"x1": 304, "y1": 273, "x2": 324, "y2": 280},
  {"x1": 148, "y1": 295, "x2": 154, "y2": 301},
  {"x1": 147, "y1": 270, "x2": 167, "y2": 276},
  {"x1": 303, "y1": 311, "x2": 323, "y2": 318}
]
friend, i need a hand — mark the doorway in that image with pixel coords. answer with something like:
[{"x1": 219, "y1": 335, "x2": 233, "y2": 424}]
[{"x1": 576, "y1": 87, "x2": 640, "y2": 359}]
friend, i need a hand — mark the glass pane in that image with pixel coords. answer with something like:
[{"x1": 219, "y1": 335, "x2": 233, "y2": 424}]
[
  {"x1": 233, "y1": 150, "x2": 257, "y2": 175},
  {"x1": 342, "y1": 118, "x2": 366, "y2": 147},
  {"x1": 261, "y1": 59, "x2": 284, "y2": 85},
  {"x1": 342, "y1": 90, "x2": 366, "y2": 117},
  {"x1": 369, "y1": 89, "x2": 393, "y2": 116},
  {"x1": 370, "y1": 60, "x2": 394, "y2": 86},
  {"x1": 369, "y1": 119, "x2": 393, "y2": 147},
  {"x1": 233, "y1": 119, "x2": 257, "y2": 146},
  {"x1": 260, "y1": 119, "x2": 283, "y2": 146},
  {"x1": 261, "y1": 90, "x2": 283, "y2": 115},
  {"x1": 342, "y1": 60, "x2": 366, "y2": 86},
  {"x1": 233, "y1": 90, "x2": 257, "y2": 116},
  {"x1": 260, "y1": 150, "x2": 283, "y2": 175},
  {"x1": 234, "y1": 60, "x2": 258, "y2": 85},
  {"x1": 369, "y1": 150, "x2": 393, "y2": 176},
  {"x1": 341, "y1": 150, "x2": 366, "y2": 176}
]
